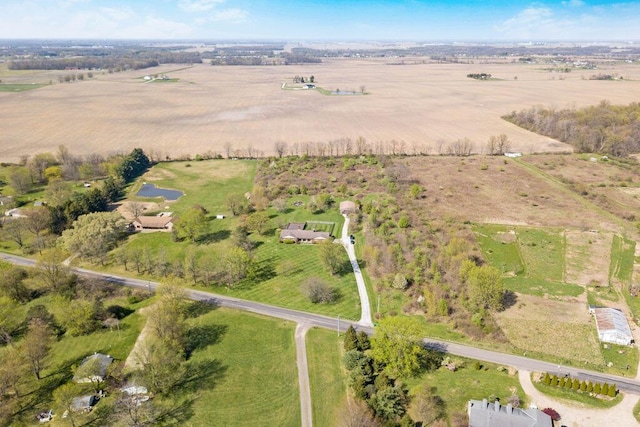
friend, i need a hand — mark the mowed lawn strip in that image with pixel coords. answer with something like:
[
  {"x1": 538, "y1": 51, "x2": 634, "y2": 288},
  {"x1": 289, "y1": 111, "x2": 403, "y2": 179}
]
[
  {"x1": 306, "y1": 327, "x2": 347, "y2": 427},
  {"x1": 186, "y1": 308, "x2": 300, "y2": 427}
]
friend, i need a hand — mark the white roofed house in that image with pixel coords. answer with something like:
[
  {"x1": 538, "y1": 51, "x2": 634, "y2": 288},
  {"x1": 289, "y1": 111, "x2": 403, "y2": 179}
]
[{"x1": 468, "y1": 399, "x2": 552, "y2": 427}]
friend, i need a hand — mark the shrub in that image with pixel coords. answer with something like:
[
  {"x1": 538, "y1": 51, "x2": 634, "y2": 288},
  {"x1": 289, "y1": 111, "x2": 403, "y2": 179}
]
[
  {"x1": 543, "y1": 373, "x2": 551, "y2": 385},
  {"x1": 602, "y1": 383, "x2": 609, "y2": 396},
  {"x1": 608, "y1": 384, "x2": 617, "y2": 397},
  {"x1": 594, "y1": 383, "x2": 601, "y2": 395},
  {"x1": 302, "y1": 277, "x2": 338, "y2": 304}
]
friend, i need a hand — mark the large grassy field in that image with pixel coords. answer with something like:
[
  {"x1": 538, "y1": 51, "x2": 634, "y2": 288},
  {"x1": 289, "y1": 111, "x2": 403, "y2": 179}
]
[
  {"x1": 0, "y1": 83, "x2": 47, "y2": 92},
  {"x1": 184, "y1": 308, "x2": 300, "y2": 426},
  {"x1": 306, "y1": 328, "x2": 348, "y2": 427}
]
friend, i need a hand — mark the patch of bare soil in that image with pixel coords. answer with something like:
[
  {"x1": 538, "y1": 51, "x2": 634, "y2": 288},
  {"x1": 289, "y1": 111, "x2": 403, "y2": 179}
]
[
  {"x1": 115, "y1": 201, "x2": 161, "y2": 221},
  {"x1": 564, "y1": 230, "x2": 612, "y2": 286}
]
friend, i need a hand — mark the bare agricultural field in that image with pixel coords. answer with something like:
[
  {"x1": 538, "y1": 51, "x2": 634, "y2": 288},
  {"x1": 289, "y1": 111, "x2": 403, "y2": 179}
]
[
  {"x1": 564, "y1": 230, "x2": 613, "y2": 287},
  {"x1": 495, "y1": 294, "x2": 604, "y2": 365},
  {"x1": 404, "y1": 156, "x2": 624, "y2": 233},
  {"x1": 3, "y1": 58, "x2": 640, "y2": 162}
]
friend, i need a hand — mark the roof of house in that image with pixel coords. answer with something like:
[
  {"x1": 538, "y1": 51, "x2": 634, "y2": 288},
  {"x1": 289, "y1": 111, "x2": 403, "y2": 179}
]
[
  {"x1": 286, "y1": 222, "x2": 306, "y2": 230},
  {"x1": 133, "y1": 216, "x2": 174, "y2": 228},
  {"x1": 593, "y1": 308, "x2": 633, "y2": 340},
  {"x1": 468, "y1": 400, "x2": 552, "y2": 427},
  {"x1": 74, "y1": 353, "x2": 114, "y2": 380},
  {"x1": 71, "y1": 395, "x2": 97, "y2": 411},
  {"x1": 280, "y1": 229, "x2": 331, "y2": 241}
]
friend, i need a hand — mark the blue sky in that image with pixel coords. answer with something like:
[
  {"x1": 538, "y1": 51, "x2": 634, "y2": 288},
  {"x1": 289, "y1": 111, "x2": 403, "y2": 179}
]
[{"x1": 1, "y1": 0, "x2": 639, "y2": 41}]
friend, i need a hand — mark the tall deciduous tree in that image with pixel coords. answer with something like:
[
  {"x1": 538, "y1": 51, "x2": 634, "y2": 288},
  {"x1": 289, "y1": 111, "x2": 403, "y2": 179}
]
[
  {"x1": 147, "y1": 283, "x2": 188, "y2": 351},
  {"x1": 21, "y1": 317, "x2": 53, "y2": 380},
  {"x1": 7, "y1": 166, "x2": 32, "y2": 195},
  {"x1": 0, "y1": 267, "x2": 30, "y2": 302},
  {"x1": 318, "y1": 240, "x2": 345, "y2": 275},
  {"x1": 371, "y1": 316, "x2": 426, "y2": 379},
  {"x1": 465, "y1": 264, "x2": 505, "y2": 312},
  {"x1": 61, "y1": 211, "x2": 126, "y2": 263},
  {"x1": 53, "y1": 383, "x2": 79, "y2": 427},
  {"x1": 0, "y1": 297, "x2": 22, "y2": 344},
  {"x1": 174, "y1": 206, "x2": 207, "y2": 243}
]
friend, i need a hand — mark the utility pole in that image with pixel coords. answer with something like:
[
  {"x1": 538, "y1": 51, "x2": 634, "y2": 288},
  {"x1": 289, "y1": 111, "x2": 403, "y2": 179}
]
[
  {"x1": 377, "y1": 294, "x2": 381, "y2": 315},
  {"x1": 337, "y1": 315, "x2": 340, "y2": 336}
]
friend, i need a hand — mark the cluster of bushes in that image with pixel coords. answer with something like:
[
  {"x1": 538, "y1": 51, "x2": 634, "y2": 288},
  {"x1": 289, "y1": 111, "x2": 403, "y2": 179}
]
[
  {"x1": 467, "y1": 73, "x2": 492, "y2": 80},
  {"x1": 541, "y1": 373, "x2": 617, "y2": 398}
]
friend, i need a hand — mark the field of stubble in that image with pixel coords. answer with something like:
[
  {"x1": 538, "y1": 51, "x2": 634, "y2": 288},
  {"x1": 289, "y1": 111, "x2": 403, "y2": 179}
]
[{"x1": 1, "y1": 58, "x2": 640, "y2": 163}]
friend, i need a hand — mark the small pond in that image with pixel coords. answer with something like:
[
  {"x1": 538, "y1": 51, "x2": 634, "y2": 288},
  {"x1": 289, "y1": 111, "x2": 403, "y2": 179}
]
[{"x1": 136, "y1": 183, "x2": 184, "y2": 200}]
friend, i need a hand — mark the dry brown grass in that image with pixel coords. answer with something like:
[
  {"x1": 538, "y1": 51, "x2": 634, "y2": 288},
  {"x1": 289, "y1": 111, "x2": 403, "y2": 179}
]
[
  {"x1": 564, "y1": 230, "x2": 612, "y2": 286},
  {"x1": 495, "y1": 294, "x2": 604, "y2": 364},
  {"x1": 2, "y1": 59, "x2": 640, "y2": 162},
  {"x1": 404, "y1": 156, "x2": 626, "y2": 233}
]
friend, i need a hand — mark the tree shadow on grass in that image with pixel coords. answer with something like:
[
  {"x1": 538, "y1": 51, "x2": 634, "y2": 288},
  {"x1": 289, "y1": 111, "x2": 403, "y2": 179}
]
[
  {"x1": 185, "y1": 324, "x2": 228, "y2": 359},
  {"x1": 200, "y1": 229, "x2": 231, "y2": 244},
  {"x1": 176, "y1": 358, "x2": 227, "y2": 394},
  {"x1": 153, "y1": 395, "x2": 198, "y2": 426},
  {"x1": 184, "y1": 300, "x2": 218, "y2": 319}
]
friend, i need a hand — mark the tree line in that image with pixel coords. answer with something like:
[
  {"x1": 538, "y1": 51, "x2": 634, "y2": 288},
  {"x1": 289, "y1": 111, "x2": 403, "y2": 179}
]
[{"x1": 503, "y1": 100, "x2": 640, "y2": 156}]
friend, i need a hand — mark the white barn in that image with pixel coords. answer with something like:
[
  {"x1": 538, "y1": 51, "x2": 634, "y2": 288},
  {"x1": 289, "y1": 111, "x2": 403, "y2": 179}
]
[{"x1": 592, "y1": 307, "x2": 634, "y2": 346}]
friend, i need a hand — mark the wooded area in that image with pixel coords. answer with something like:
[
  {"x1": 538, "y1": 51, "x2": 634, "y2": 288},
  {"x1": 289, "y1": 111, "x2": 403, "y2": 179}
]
[{"x1": 503, "y1": 101, "x2": 640, "y2": 156}]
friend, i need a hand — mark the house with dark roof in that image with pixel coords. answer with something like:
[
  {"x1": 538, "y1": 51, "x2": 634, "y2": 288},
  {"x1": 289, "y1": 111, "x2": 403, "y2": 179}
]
[
  {"x1": 73, "y1": 353, "x2": 114, "y2": 383},
  {"x1": 468, "y1": 399, "x2": 552, "y2": 427},
  {"x1": 279, "y1": 229, "x2": 331, "y2": 244}
]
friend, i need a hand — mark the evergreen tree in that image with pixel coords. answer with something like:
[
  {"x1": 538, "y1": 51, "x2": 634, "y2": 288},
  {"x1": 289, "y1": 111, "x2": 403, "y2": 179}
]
[
  {"x1": 594, "y1": 383, "x2": 601, "y2": 395},
  {"x1": 543, "y1": 373, "x2": 551, "y2": 385},
  {"x1": 580, "y1": 380, "x2": 587, "y2": 392},
  {"x1": 602, "y1": 383, "x2": 609, "y2": 396},
  {"x1": 587, "y1": 382, "x2": 593, "y2": 393},
  {"x1": 608, "y1": 384, "x2": 616, "y2": 398},
  {"x1": 356, "y1": 331, "x2": 371, "y2": 351},
  {"x1": 344, "y1": 325, "x2": 358, "y2": 351}
]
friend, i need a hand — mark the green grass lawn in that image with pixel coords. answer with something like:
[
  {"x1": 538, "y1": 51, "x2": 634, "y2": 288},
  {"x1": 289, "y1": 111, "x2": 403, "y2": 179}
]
[
  {"x1": 503, "y1": 277, "x2": 583, "y2": 297},
  {"x1": 185, "y1": 308, "x2": 300, "y2": 426},
  {"x1": 407, "y1": 360, "x2": 525, "y2": 423},
  {"x1": 0, "y1": 83, "x2": 47, "y2": 92},
  {"x1": 133, "y1": 159, "x2": 257, "y2": 216},
  {"x1": 306, "y1": 327, "x2": 347, "y2": 427},
  {"x1": 516, "y1": 227, "x2": 565, "y2": 282},
  {"x1": 610, "y1": 235, "x2": 635, "y2": 284},
  {"x1": 472, "y1": 224, "x2": 525, "y2": 276}
]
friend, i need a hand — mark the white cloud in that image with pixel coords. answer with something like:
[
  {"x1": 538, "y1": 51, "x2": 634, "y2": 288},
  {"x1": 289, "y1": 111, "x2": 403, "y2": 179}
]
[
  {"x1": 178, "y1": 0, "x2": 224, "y2": 13},
  {"x1": 562, "y1": 0, "x2": 585, "y2": 6}
]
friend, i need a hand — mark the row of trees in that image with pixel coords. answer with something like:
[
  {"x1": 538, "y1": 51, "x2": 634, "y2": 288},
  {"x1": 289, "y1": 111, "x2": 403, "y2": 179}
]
[{"x1": 541, "y1": 373, "x2": 617, "y2": 397}]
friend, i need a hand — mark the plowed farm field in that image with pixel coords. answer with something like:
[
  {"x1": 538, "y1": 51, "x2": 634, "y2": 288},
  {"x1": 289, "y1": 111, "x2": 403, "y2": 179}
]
[{"x1": 2, "y1": 58, "x2": 640, "y2": 162}]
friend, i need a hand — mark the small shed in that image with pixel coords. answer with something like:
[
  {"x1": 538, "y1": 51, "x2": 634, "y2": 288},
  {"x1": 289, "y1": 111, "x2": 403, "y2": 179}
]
[
  {"x1": 70, "y1": 395, "x2": 97, "y2": 412},
  {"x1": 339, "y1": 200, "x2": 357, "y2": 215},
  {"x1": 592, "y1": 307, "x2": 634, "y2": 346}
]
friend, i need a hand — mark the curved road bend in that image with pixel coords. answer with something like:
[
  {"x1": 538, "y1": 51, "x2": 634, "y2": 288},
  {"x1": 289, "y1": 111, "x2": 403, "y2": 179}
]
[
  {"x1": 2, "y1": 252, "x2": 640, "y2": 394},
  {"x1": 340, "y1": 214, "x2": 373, "y2": 327}
]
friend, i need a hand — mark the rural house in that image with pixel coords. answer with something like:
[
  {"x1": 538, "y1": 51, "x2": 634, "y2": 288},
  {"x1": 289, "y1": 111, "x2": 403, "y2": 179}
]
[
  {"x1": 339, "y1": 200, "x2": 357, "y2": 215},
  {"x1": 131, "y1": 215, "x2": 175, "y2": 232},
  {"x1": 73, "y1": 353, "x2": 114, "y2": 384},
  {"x1": 468, "y1": 399, "x2": 552, "y2": 427},
  {"x1": 279, "y1": 222, "x2": 332, "y2": 244},
  {"x1": 590, "y1": 306, "x2": 634, "y2": 346},
  {"x1": 70, "y1": 395, "x2": 98, "y2": 413}
]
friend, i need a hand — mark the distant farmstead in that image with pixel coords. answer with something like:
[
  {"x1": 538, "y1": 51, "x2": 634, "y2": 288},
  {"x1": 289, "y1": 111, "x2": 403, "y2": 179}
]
[{"x1": 590, "y1": 306, "x2": 634, "y2": 346}]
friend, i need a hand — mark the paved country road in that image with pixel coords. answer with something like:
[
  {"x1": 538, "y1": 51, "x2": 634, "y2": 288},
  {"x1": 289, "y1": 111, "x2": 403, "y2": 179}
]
[{"x1": 3, "y1": 252, "x2": 640, "y2": 395}]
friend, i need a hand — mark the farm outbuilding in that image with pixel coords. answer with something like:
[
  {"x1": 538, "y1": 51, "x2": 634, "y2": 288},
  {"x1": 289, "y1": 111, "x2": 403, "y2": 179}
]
[
  {"x1": 339, "y1": 200, "x2": 357, "y2": 215},
  {"x1": 591, "y1": 307, "x2": 634, "y2": 346}
]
